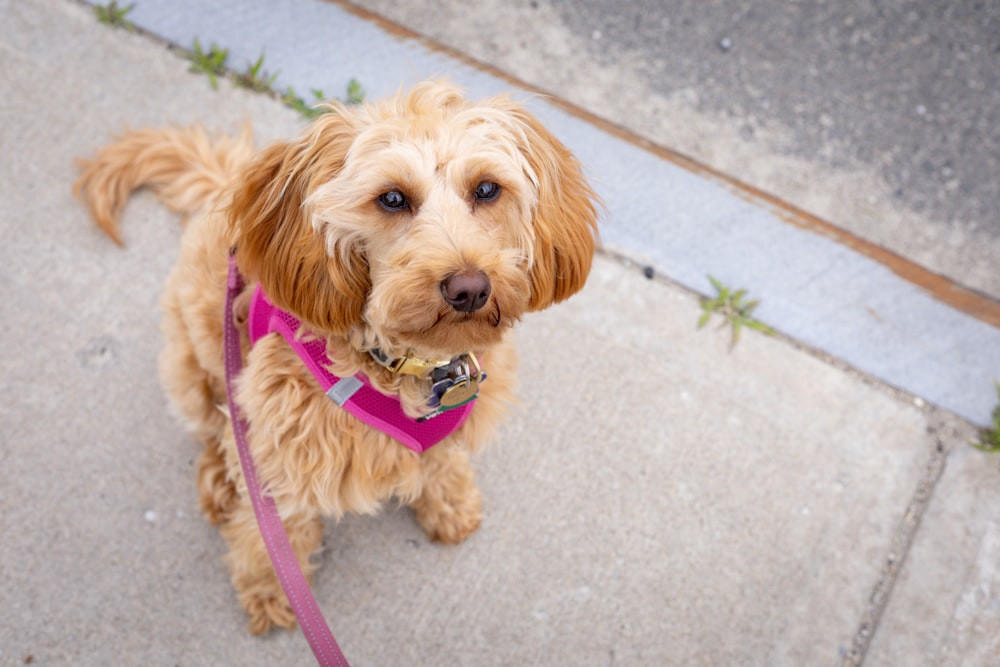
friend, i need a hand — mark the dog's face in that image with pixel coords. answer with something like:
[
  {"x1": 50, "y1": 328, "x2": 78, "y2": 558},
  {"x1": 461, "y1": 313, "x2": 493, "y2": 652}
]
[{"x1": 230, "y1": 81, "x2": 598, "y2": 359}]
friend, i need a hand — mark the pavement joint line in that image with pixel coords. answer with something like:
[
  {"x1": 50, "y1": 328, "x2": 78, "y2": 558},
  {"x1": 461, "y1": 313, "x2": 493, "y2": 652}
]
[
  {"x1": 76, "y1": 0, "x2": 1000, "y2": 426},
  {"x1": 838, "y1": 424, "x2": 951, "y2": 667},
  {"x1": 605, "y1": 229, "x2": 994, "y2": 663},
  {"x1": 598, "y1": 244, "x2": 961, "y2": 428},
  {"x1": 329, "y1": 0, "x2": 1000, "y2": 332},
  {"x1": 74, "y1": 0, "x2": 318, "y2": 115}
]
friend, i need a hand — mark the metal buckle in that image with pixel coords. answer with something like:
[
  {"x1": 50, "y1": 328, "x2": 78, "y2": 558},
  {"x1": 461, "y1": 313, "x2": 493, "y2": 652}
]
[{"x1": 370, "y1": 348, "x2": 450, "y2": 379}]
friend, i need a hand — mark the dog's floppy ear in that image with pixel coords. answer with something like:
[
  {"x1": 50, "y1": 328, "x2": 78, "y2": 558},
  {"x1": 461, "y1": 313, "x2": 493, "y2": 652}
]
[
  {"x1": 228, "y1": 113, "x2": 369, "y2": 334},
  {"x1": 511, "y1": 107, "x2": 599, "y2": 311}
]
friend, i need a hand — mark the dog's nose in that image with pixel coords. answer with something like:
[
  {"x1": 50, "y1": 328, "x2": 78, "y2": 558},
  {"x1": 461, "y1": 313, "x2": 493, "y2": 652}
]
[{"x1": 441, "y1": 270, "x2": 492, "y2": 313}]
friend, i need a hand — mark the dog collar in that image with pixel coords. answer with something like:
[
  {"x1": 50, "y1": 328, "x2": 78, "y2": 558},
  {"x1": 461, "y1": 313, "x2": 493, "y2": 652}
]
[
  {"x1": 246, "y1": 285, "x2": 476, "y2": 454},
  {"x1": 368, "y1": 348, "x2": 451, "y2": 377},
  {"x1": 369, "y1": 348, "x2": 484, "y2": 412}
]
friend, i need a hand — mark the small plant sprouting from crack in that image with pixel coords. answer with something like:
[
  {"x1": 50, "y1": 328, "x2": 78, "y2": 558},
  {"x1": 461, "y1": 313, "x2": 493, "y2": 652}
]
[
  {"x1": 234, "y1": 52, "x2": 279, "y2": 93},
  {"x1": 187, "y1": 39, "x2": 230, "y2": 90},
  {"x1": 344, "y1": 78, "x2": 366, "y2": 105},
  {"x1": 697, "y1": 275, "x2": 775, "y2": 348},
  {"x1": 283, "y1": 79, "x2": 366, "y2": 119},
  {"x1": 94, "y1": 1, "x2": 135, "y2": 30},
  {"x1": 283, "y1": 86, "x2": 329, "y2": 119},
  {"x1": 971, "y1": 383, "x2": 1000, "y2": 452},
  {"x1": 91, "y1": 14, "x2": 368, "y2": 120}
]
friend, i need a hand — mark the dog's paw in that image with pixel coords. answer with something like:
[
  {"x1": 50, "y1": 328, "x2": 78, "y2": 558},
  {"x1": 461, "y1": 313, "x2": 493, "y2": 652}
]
[
  {"x1": 414, "y1": 485, "x2": 483, "y2": 545},
  {"x1": 241, "y1": 588, "x2": 297, "y2": 635}
]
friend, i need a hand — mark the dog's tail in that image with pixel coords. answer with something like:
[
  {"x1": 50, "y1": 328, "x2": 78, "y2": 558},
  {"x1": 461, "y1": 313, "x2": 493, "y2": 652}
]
[{"x1": 74, "y1": 125, "x2": 255, "y2": 245}]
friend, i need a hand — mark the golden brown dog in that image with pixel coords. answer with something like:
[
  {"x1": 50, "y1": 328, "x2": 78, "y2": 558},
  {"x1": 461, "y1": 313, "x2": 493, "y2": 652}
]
[{"x1": 75, "y1": 81, "x2": 598, "y2": 634}]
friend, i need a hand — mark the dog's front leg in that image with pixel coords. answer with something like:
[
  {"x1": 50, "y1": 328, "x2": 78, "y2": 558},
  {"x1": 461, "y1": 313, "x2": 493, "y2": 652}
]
[
  {"x1": 219, "y1": 494, "x2": 323, "y2": 634},
  {"x1": 411, "y1": 445, "x2": 483, "y2": 544}
]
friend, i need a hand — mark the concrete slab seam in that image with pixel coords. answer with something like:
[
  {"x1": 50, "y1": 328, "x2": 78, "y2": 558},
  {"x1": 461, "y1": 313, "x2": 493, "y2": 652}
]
[
  {"x1": 840, "y1": 426, "x2": 951, "y2": 667},
  {"x1": 600, "y1": 244, "x2": 950, "y2": 422}
]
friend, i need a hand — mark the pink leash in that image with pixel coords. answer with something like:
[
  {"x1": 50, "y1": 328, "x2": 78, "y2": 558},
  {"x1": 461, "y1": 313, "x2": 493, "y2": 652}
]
[{"x1": 223, "y1": 252, "x2": 351, "y2": 667}]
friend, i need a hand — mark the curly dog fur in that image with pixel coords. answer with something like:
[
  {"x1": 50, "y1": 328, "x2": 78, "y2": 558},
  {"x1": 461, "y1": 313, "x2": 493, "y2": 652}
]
[{"x1": 74, "y1": 81, "x2": 599, "y2": 634}]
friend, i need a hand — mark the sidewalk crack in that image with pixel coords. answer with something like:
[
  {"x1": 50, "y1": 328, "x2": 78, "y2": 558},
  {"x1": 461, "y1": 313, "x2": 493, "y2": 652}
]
[{"x1": 839, "y1": 411, "x2": 954, "y2": 666}]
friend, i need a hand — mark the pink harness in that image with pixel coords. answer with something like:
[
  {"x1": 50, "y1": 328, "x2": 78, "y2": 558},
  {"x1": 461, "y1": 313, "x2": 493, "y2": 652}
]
[
  {"x1": 227, "y1": 257, "x2": 476, "y2": 665},
  {"x1": 247, "y1": 285, "x2": 474, "y2": 453}
]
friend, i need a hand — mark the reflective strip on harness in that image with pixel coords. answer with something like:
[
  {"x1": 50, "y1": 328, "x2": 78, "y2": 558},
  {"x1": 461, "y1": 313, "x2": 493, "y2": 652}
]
[{"x1": 326, "y1": 376, "x2": 363, "y2": 406}]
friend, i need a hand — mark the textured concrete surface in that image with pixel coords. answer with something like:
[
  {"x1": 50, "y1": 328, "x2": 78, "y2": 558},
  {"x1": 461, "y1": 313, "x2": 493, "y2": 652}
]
[
  {"x1": 1, "y1": 1, "x2": 998, "y2": 666},
  {"x1": 866, "y1": 442, "x2": 1000, "y2": 667}
]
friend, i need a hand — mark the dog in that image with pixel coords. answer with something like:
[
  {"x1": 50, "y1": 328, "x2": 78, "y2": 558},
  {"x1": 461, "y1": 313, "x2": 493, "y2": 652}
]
[{"x1": 74, "y1": 80, "x2": 599, "y2": 634}]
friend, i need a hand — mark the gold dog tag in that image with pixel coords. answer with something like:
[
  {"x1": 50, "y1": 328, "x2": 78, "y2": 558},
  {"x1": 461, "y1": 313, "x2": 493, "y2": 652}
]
[
  {"x1": 433, "y1": 353, "x2": 482, "y2": 409},
  {"x1": 439, "y1": 376, "x2": 479, "y2": 408}
]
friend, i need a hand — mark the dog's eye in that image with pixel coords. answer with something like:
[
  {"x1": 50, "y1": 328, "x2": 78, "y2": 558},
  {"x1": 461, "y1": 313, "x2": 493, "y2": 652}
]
[
  {"x1": 377, "y1": 190, "x2": 408, "y2": 212},
  {"x1": 473, "y1": 181, "x2": 501, "y2": 202}
]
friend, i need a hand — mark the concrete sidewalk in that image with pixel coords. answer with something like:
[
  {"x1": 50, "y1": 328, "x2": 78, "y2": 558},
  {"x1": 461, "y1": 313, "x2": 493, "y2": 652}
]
[{"x1": 1, "y1": 1, "x2": 998, "y2": 665}]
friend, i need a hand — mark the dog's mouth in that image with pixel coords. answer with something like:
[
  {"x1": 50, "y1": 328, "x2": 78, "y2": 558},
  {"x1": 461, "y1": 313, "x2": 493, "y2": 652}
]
[
  {"x1": 421, "y1": 300, "x2": 503, "y2": 334},
  {"x1": 384, "y1": 297, "x2": 508, "y2": 360}
]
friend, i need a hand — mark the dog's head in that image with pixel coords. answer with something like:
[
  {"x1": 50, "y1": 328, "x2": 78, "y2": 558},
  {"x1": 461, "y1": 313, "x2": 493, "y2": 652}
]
[{"x1": 229, "y1": 81, "x2": 598, "y2": 360}]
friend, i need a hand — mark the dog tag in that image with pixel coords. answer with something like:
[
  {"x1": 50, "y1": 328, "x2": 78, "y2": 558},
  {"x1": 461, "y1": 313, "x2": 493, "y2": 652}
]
[
  {"x1": 431, "y1": 353, "x2": 482, "y2": 409},
  {"x1": 439, "y1": 376, "x2": 479, "y2": 408}
]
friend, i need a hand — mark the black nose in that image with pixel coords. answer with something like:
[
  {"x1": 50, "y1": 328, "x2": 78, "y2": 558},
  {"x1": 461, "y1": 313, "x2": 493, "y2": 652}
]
[{"x1": 441, "y1": 270, "x2": 492, "y2": 313}]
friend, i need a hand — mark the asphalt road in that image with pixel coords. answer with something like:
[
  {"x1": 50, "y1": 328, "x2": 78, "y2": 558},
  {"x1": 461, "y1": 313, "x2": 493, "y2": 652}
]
[{"x1": 350, "y1": 0, "x2": 1000, "y2": 300}]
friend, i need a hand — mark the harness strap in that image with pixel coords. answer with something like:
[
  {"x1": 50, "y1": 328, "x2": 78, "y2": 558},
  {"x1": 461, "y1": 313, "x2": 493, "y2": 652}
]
[{"x1": 224, "y1": 253, "x2": 350, "y2": 667}]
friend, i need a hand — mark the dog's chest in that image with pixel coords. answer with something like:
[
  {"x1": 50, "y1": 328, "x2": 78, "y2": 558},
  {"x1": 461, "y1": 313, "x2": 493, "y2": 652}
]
[{"x1": 238, "y1": 336, "x2": 426, "y2": 516}]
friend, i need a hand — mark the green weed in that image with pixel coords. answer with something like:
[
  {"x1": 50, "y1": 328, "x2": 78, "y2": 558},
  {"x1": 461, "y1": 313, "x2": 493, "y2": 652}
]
[
  {"x1": 282, "y1": 79, "x2": 366, "y2": 118},
  {"x1": 94, "y1": 1, "x2": 135, "y2": 30},
  {"x1": 971, "y1": 384, "x2": 1000, "y2": 452},
  {"x1": 116, "y1": 29, "x2": 366, "y2": 119},
  {"x1": 187, "y1": 39, "x2": 230, "y2": 90},
  {"x1": 698, "y1": 275, "x2": 775, "y2": 348},
  {"x1": 344, "y1": 78, "x2": 366, "y2": 105},
  {"x1": 282, "y1": 86, "x2": 329, "y2": 119},
  {"x1": 235, "y1": 52, "x2": 279, "y2": 93}
]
